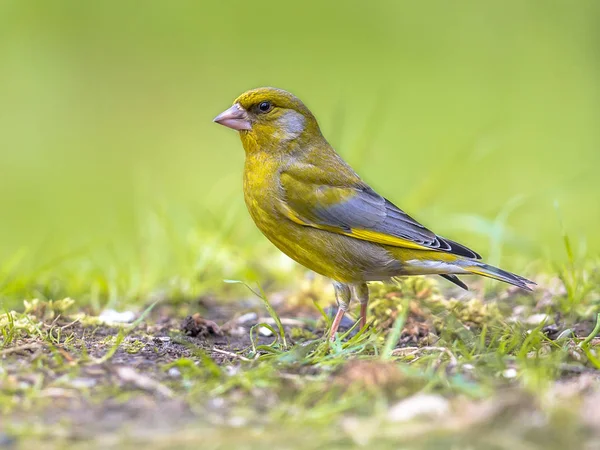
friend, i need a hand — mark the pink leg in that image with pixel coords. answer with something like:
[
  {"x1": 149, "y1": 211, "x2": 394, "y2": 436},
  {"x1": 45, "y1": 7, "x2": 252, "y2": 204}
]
[
  {"x1": 360, "y1": 302, "x2": 368, "y2": 329},
  {"x1": 330, "y1": 282, "x2": 351, "y2": 341},
  {"x1": 353, "y1": 283, "x2": 369, "y2": 330},
  {"x1": 329, "y1": 306, "x2": 347, "y2": 341}
]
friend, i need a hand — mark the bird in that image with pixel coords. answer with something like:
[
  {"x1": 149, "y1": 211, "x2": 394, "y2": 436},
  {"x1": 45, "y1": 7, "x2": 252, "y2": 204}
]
[{"x1": 213, "y1": 87, "x2": 535, "y2": 341}]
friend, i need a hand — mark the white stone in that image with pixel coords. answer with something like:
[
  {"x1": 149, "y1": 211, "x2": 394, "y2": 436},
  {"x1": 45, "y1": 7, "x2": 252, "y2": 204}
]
[
  {"x1": 98, "y1": 309, "x2": 136, "y2": 324},
  {"x1": 387, "y1": 394, "x2": 450, "y2": 422},
  {"x1": 259, "y1": 326, "x2": 273, "y2": 337},
  {"x1": 167, "y1": 368, "x2": 181, "y2": 378},
  {"x1": 237, "y1": 312, "x2": 258, "y2": 324},
  {"x1": 526, "y1": 314, "x2": 550, "y2": 326}
]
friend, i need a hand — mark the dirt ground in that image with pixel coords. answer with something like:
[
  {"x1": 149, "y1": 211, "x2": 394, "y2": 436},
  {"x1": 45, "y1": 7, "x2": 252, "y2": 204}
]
[
  {"x1": 1, "y1": 297, "x2": 343, "y2": 449},
  {"x1": 2, "y1": 284, "x2": 600, "y2": 450}
]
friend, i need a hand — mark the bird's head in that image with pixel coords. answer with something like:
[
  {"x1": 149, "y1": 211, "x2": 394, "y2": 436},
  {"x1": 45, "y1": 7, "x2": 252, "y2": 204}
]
[{"x1": 213, "y1": 87, "x2": 322, "y2": 152}]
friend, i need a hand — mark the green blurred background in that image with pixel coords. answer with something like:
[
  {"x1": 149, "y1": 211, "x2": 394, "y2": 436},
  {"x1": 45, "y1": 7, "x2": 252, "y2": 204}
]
[{"x1": 1, "y1": 0, "x2": 598, "y2": 308}]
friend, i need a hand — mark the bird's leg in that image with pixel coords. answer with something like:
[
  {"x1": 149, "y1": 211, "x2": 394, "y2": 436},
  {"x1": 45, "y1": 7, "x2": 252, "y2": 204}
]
[
  {"x1": 352, "y1": 283, "x2": 369, "y2": 329},
  {"x1": 330, "y1": 282, "x2": 351, "y2": 341}
]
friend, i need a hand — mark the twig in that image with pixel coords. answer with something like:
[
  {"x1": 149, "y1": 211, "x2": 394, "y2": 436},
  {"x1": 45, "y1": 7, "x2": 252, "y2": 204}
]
[
  {"x1": 60, "y1": 317, "x2": 81, "y2": 330},
  {"x1": 392, "y1": 346, "x2": 419, "y2": 355},
  {"x1": 115, "y1": 366, "x2": 173, "y2": 398},
  {"x1": 39, "y1": 388, "x2": 80, "y2": 399},
  {"x1": 56, "y1": 347, "x2": 75, "y2": 363},
  {"x1": 0, "y1": 343, "x2": 41, "y2": 356},
  {"x1": 48, "y1": 314, "x2": 62, "y2": 328},
  {"x1": 392, "y1": 346, "x2": 458, "y2": 366},
  {"x1": 211, "y1": 347, "x2": 251, "y2": 362},
  {"x1": 278, "y1": 372, "x2": 320, "y2": 382},
  {"x1": 257, "y1": 317, "x2": 306, "y2": 327}
]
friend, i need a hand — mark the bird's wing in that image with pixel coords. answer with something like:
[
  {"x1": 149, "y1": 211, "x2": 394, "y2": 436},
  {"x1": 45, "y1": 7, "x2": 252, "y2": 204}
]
[{"x1": 279, "y1": 165, "x2": 480, "y2": 258}]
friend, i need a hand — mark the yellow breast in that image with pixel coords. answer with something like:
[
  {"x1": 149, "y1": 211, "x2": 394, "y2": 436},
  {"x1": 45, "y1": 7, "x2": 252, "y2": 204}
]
[{"x1": 243, "y1": 152, "x2": 282, "y2": 231}]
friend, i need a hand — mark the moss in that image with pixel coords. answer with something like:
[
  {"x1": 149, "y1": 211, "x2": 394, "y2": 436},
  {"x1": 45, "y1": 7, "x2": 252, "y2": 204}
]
[
  {"x1": 428, "y1": 297, "x2": 503, "y2": 330},
  {"x1": 290, "y1": 327, "x2": 318, "y2": 341},
  {"x1": 23, "y1": 298, "x2": 76, "y2": 320},
  {"x1": 123, "y1": 339, "x2": 146, "y2": 354}
]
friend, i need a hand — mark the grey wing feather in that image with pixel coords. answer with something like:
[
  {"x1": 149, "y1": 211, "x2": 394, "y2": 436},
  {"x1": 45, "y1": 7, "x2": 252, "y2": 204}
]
[{"x1": 314, "y1": 186, "x2": 480, "y2": 259}]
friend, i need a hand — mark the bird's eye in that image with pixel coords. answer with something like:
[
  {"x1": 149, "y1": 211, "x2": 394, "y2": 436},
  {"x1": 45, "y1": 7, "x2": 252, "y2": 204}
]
[{"x1": 258, "y1": 101, "x2": 272, "y2": 113}]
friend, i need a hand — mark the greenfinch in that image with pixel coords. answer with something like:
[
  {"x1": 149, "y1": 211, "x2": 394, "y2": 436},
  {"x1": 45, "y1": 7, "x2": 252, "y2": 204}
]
[{"x1": 214, "y1": 87, "x2": 534, "y2": 340}]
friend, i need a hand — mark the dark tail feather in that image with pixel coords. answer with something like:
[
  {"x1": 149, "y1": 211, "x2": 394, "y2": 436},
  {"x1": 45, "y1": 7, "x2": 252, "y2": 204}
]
[
  {"x1": 439, "y1": 274, "x2": 469, "y2": 291},
  {"x1": 461, "y1": 262, "x2": 535, "y2": 291}
]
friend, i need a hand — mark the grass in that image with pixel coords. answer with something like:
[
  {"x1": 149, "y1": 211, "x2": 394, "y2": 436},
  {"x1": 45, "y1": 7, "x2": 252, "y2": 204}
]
[
  {"x1": 0, "y1": 198, "x2": 598, "y2": 450},
  {"x1": 0, "y1": 120, "x2": 596, "y2": 447},
  {"x1": 1, "y1": 245, "x2": 599, "y2": 448},
  {"x1": 0, "y1": 0, "x2": 600, "y2": 449},
  {"x1": 0, "y1": 3, "x2": 599, "y2": 447}
]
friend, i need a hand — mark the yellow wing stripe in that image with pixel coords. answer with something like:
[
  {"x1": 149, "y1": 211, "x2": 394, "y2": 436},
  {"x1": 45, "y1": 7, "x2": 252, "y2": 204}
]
[
  {"x1": 281, "y1": 203, "x2": 431, "y2": 250},
  {"x1": 280, "y1": 200, "x2": 436, "y2": 251},
  {"x1": 346, "y1": 229, "x2": 431, "y2": 250},
  {"x1": 280, "y1": 203, "x2": 311, "y2": 226}
]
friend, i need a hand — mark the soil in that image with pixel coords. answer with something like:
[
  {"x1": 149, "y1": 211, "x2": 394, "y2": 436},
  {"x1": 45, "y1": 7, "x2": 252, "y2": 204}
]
[
  {"x1": 0, "y1": 298, "x2": 326, "y2": 448},
  {"x1": 2, "y1": 292, "x2": 599, "y2": 450}
]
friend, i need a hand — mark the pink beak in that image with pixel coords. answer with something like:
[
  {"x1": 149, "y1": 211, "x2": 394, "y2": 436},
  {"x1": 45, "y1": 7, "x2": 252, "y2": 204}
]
[{"x1": 213, "y1": 103, "x2": 252, "y2": 131}]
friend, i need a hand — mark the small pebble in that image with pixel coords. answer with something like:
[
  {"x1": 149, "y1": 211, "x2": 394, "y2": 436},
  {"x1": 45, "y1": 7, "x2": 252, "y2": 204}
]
[
  {"x1": 228, "y1": 416, "x2": 247, "y2": 427},
  {"x1": 526, "y1": 314, "x2": 551, "y2": 326},
  {"x1": 259, "y1": 326, "x2": 273, "y2": 337},
  {"x1": 228, "y1": 326, "x2": 246, "y2": 336},
  {"x1": 70, "y1": 378, "x2": 97, "y2": 389},
  {"x1": 209, "y1": 397, "x2": 226, "y2": 409},
  {"x1": 237, "y1": 312, "x2": 258, "y2": 324},
  {"x1": 388, "y1": 394, "x2": 450, "y2": 422},
  {"x1": 167, "y1": 368, "x2": 181, "y2": 378},
  {"x1": 225, "y1": 365, "x2": 240, "y2": 376},
  {"x1": 98, "y1": 309, "x2": 136, "y2": 324}
]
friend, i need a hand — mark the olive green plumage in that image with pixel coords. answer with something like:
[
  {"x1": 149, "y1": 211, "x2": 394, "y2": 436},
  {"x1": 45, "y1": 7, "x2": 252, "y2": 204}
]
[{"x1": 214, "y1": 87, "x2": 534, "y2": 338}]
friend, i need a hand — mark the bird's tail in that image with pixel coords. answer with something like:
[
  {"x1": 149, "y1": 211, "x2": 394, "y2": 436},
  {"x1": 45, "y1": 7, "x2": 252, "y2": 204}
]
[{"x1": 460, "y1": 261, "x2": 535, "y2": 291}]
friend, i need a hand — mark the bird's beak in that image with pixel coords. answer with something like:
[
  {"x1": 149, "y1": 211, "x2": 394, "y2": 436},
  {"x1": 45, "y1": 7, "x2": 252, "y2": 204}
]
[{"x1": 213, "y1": 103, "x2": 252, "y2": 131}]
